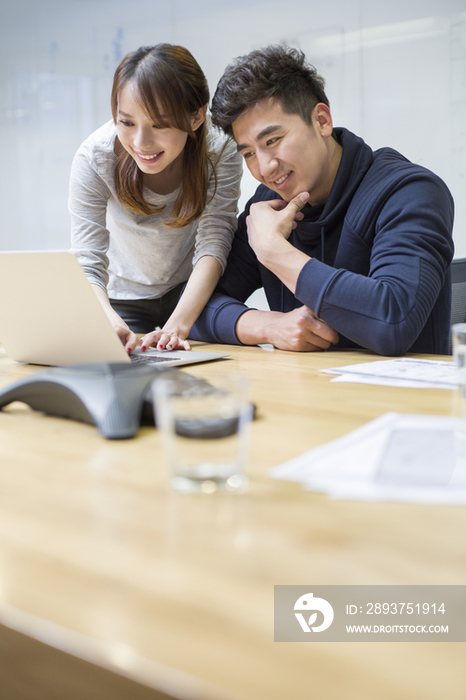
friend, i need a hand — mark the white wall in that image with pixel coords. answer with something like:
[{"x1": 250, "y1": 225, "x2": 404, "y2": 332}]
[{"x1": 0, "y1": 0, "x2": 465, "y2": 255}]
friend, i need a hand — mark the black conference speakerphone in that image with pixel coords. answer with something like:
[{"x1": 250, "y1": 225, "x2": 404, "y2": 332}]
[
  {"x1": 0, "y1": 363, "x2": 184, "y2": 439},
  {"x1": 0, "y1": 363, "x2": 255, "y2": 440}
]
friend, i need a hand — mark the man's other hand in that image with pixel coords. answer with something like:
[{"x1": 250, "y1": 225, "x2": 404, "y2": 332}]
[{"x1": 236, "y1": 305, "x2": 339, "y2": 351}]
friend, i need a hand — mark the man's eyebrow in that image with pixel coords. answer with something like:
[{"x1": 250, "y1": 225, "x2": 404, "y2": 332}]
[{"x1": 236, "y1": 124, "x2": 282, "y2": 152}]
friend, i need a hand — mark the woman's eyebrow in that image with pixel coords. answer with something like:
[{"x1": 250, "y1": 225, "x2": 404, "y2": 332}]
[{"x1": 118, "y1": 108, "x2": 168, "y2": 122}]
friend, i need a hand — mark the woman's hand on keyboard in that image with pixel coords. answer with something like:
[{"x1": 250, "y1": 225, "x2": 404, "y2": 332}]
[
  {"x1": 113, "y1": 321, "x2": 139, "y2": 354},
  {"x1": 139, "y1": 326, "x2": 191, "y2": 352}
]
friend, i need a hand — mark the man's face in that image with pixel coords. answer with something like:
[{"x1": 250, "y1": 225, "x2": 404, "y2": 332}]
[{"x1": 232, "y1": 99, "x2": 339, "y2": 205}]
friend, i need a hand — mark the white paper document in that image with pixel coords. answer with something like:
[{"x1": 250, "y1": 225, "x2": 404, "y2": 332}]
[
  {"x1": 270, "y1": 413, "x2": 466, "y2": 504},
  {"x1": 321, "y1": 358, "x2": 457, "y2": 389}
]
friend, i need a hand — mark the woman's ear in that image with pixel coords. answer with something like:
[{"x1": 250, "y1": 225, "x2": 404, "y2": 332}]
[{"x1": 191, "y1": 104, "x2": 208, "y2": 131}]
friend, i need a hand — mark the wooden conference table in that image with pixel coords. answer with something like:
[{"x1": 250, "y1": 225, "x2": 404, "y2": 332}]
[{"x1": 0, "y1": 342, "x2": 465, "y2": 700}]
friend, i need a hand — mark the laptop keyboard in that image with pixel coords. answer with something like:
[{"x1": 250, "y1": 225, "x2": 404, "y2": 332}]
[{"x1": 130, "y1": 353, "x2": 182, "y2": 365}]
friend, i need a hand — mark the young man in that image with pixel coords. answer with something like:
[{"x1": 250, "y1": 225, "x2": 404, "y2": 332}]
[{"x1": 191, "y1": 45, "x2": 454, "y2": 355}]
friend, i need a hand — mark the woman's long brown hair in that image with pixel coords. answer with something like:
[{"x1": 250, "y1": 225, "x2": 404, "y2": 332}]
[{"x1": 111, "y1": 44, "x2": 213, "y2": 228}]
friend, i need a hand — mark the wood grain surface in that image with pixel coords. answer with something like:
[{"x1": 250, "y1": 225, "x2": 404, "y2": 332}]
[{"x1": 0, "y1": 343, "x2": 464, "y2": 700}]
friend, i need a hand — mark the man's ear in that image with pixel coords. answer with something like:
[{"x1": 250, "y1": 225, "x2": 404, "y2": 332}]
[
  {"x1": 191, "y1": 104, "x2": 208, "y2": 131},
  {"x1": 313, "y1": 103, "x2": 333, "y2": 138}
]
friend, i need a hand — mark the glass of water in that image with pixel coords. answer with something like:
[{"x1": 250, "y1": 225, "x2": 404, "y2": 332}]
[
  {"x1": 452, "y1": 323, "x2": 466, "y2": 398},
  {"x1": 153, "y1": 372, "x2": 253, "y2": 493}
]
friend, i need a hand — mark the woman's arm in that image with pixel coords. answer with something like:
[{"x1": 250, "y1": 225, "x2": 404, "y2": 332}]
[
  {"x1": 69, "y1": 144, "x2": 112, "y2": 290},
  {"x1": 140, "y1": 255, "x2": 222, "y2": 350},
  {"x1": 91, "y1": 284, "x2": 138, "y2": 353},
  {"x1": 70, "y1": 131, "x2": 139, "y2": 352},
  {"x1": 190, "y1": 133, "x2": 242, "y2": 273}
]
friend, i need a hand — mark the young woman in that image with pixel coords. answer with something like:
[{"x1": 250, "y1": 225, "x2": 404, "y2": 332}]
[{"x1": 69, "y1": 44, "x2": 242, "y2": 353}]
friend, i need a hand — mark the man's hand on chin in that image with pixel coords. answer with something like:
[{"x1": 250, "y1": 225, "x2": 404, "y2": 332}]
[
  {"x1": 246, "y1": 191, "x2": 309, "y2": 253},
  {"x1": 245, "y1": 192, "x2": 312, "y2": 294}
]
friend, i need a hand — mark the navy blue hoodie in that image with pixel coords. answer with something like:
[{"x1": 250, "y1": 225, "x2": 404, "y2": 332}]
[{"x1": 191, "y1": 128, "x2": 454, "y2": 355}]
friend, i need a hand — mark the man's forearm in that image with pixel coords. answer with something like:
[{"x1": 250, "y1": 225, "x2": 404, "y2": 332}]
[
  {"x1": 235, "y1": 309, "x2": 279, "y2": 345},
  {"x1": 260, "y1": 243, "x2": 310, "y2": 294}
]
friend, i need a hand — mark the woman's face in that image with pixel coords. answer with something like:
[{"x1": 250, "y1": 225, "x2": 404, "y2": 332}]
[{"x1": 115, "y1": 81, "x2": 204, "y2": 177}]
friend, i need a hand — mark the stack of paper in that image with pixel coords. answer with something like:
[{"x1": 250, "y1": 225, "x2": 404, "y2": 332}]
[
  {"x1": 270, "y1": 413, "x2": 466, "y2": 504},
  {"x1": 321, "y1": 357, "x2": 457, "y2": 389}
]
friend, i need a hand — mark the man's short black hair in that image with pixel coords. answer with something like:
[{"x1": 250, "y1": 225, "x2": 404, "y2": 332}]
[{"x1": 211, "y1": 45, "x2": 329, "y2": 137}]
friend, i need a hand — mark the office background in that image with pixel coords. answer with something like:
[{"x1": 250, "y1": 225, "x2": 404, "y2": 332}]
[{"x1": 0, "y1": 0, "x2": 465, "y2": 257}]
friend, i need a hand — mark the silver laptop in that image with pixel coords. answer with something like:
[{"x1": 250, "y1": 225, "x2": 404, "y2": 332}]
[{"x1": 0, "y1": 251, "x2": 229, "y2": 368}]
